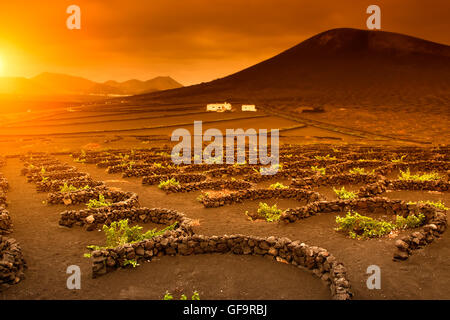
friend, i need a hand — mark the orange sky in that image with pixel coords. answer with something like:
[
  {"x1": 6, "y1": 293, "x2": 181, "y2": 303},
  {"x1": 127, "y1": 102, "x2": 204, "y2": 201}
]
[{"x1": 0, "y1": 0, "x2": 449, "y2": 85}]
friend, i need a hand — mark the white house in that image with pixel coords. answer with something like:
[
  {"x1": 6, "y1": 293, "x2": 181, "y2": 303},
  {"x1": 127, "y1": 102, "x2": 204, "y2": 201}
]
[
  {"x1": 241, "y1": 104, "x2": 257, "y2": 112},
  {"x1": 206, "y1": 102, "x2": 232, "y2": 112}
]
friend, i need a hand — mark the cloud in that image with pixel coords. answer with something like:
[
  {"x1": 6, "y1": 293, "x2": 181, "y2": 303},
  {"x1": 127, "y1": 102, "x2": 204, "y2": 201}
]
[{"x1": 0, "y1": 0, "x2": 448, "y2": 84}]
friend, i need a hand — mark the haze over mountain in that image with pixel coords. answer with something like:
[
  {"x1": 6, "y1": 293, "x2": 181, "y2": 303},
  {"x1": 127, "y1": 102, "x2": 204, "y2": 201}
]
[
  {"x1": 128, "y1": 28, "x2": 450, "y2": 110},
  {"x1": 0, "y1": 72, "x2": 183, "y2": 96}
]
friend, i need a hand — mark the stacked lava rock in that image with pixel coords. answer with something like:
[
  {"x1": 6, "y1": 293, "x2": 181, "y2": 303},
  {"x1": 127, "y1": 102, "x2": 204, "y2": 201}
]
[
  {"x1": 48, "y1": 187, "x2": 137, "y2": 206},
  {"x1": 60, "y1": 207, "x2": 195, "y2": 234},
  {"x1": 142, "y1": 173, "x2": 207, "y2": 185},
  {"x1": 90, "y1": 234, "x2": 353, "y2": 300},
  {"x1": 291, "y1": 173, "x2": 381, "y2": 189},
  {"x1": 201, "y1": 188, "x2": 322, "y2": 208},
  {"x1": 0, "y1": 171, "x2": 12, "y2": 234},
  {"x1": 0, "y1": 159, "x2": 27, "y2": 290},
  {"x1": 0, "y1": 236, "x2": 27, "y2": 291},
  {"x1": 0, "y1": 207, "x2": 12, "y2": 235},
  {"x1": 393, "y1": 203, "x2": 448, "y2": 261},
  {"x1": 164, "y1": 179, "x2": 253, "y2": 194}
]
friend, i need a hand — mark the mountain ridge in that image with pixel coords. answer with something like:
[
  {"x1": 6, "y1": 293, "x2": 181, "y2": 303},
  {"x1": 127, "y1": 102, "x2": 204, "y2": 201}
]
[
  {"x1": 127, "y1": 28, "x2": 450, "y2": 109},
  {"x1": 0, "y1": 72, "x2": 183, "y2": 96}
]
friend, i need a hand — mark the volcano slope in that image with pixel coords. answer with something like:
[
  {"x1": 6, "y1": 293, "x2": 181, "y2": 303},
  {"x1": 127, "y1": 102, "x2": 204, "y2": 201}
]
[{"x1": 121, "y1": 28, "x2": 450, "y2": 144}]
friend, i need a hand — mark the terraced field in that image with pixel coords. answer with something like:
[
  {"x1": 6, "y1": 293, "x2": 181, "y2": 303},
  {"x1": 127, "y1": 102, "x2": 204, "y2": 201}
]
[{"x1": 1, "y1": 142, "x2": 449, "y2": 299}]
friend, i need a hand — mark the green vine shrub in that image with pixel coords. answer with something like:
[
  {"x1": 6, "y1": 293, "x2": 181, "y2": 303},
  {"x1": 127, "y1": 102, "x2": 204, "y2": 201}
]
[
  {"x1": 255, "y1": 202, "x2": 283, "y2": 222},
  {"x1": 86, "y1": 194, "x2": 111, "y2": 209},
  {"x1": 158, "y1": 178, "x2": 180, "y2": 190},
  {"x1": 85, "y1": 219, "x2": 177, "y2": 257},
  {"x1": 335, "y1": 211, "x2": 426, "y2": 239},
  {"x1": 398, "y1": 168, "x2": 441, "y2": 181},
  {"x1": 333, "y1": 187, "x2": 357, "y2": 200},
  {"x1": 163, "y1": 291, "x2": 200, "y2": 300},
  {"x1": 269, "y1": 182, "x2": 289, "y2": 190},
  {"x1": 60, "y1": 183, "x2": 90, "y2": 193}
]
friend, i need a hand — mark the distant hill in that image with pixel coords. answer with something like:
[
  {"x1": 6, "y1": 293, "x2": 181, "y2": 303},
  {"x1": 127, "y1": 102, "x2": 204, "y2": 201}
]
[
  {"x1": 0, "y1": 72, "x2": 183, "y2": 96},
  {"x1": 127, "y1": 28, "x2": 450, "y2": 110},
  {"x1": 31, "y1": 72, "x2": 96, "y2": 94},
  {"x1": 102, "y1": 76, "x2": 183, "y2": 95}
]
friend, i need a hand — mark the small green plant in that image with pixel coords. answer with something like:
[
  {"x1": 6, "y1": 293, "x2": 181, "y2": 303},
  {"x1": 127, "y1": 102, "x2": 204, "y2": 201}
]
[
  {"x1": 349, "y1": 167, "x2": 374, "y2": 175},
  {"x1": 123, "y1": 259, "x2": 139, "y2": 268},
  {"x1": 196, "y1": 192, "x2": 208, "y2": 202},
  {"x1": 60, "y1": 183, "x2": 78, "y2": 193},
  {"x1": 273, "y1": 163, "x2": 283, "y2": 171},
  {"x1": 86, "y1": 219, "x2": 177, "y2": 252},
  {"x1": 156, "y1": 152, "x2": 171, "y2": 158},
  {"x1": 108, "y1": 219, "x2": 176, "y2": 248},
  {"x1": 335, "y1": 211, "x2": 426, "y2": 239},
  {"x1": 163, "y1": 291, "x2": 200, "y2": 300},
  {"x1": 315, "y1": 154, "x2": 337, "y2": 161},
  {"x1": 408, "y1": 200, "x2": 448, "y2": 211},
  {"x1": 233, "y1": 160, "x2": 247, "y2": 167},
  {"x1": 120, "y1": 154, "x2": 130, "y2": 162},
  {"x1": 395, "y1": 213, "x2": 425, "y2": 229},
  {"x1": 335, "y1": 211, "x2": 397, "y2": 239},
  {"x1": 424, "y1": 200, "x2": 448, "y2": 210},
  {"x1": 158, "y1": 178, "x2": 180, "y2": 190},
  {"x1": 391, "y1": 155, "x2": 407, "y2": 163},
  {"x1": 398, "y1": 168, "x2": 441, "y2": 181},
  {"x1": 163, "y1": 292, "x2": 174, "y2": 300},
  {"x1": 60, "y1": 183, "x2": 90, "y2": 193},
  {"x1": 192, "y1": 291, "x2": 200, "y2": 300},
  {"x1": 311, "y1": 166, "x2": 326, "y2": 175},
  {"x1": 257, "y1": 202, "x2": 282, "y2": 222},
  {"x1": 86, "y1": 194, "x2": 112, "y2": 209},
  {"x1": 269, "y1": 182, "x2": 288, "y2": 190},
  {"x1": 333, "y1": 187, "x2": 357, "y2": 200}
]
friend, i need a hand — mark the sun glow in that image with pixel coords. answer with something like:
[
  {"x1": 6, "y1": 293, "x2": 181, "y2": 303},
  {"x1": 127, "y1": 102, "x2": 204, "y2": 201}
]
[{"x1": 0, "y1": 57, "x2": 3, "y2": 75}]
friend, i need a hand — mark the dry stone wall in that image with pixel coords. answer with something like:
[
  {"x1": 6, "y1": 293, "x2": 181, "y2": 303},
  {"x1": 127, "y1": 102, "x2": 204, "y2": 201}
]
[
  {"x1": 91, "y1": 233, "x2": 353, "y2": 300},
  {"x1": 201, "y1": 188, "x2": 323, "y2": 208},
  {"x1": 0, "y1": 236, "x2": 26, "y2": 291}
]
